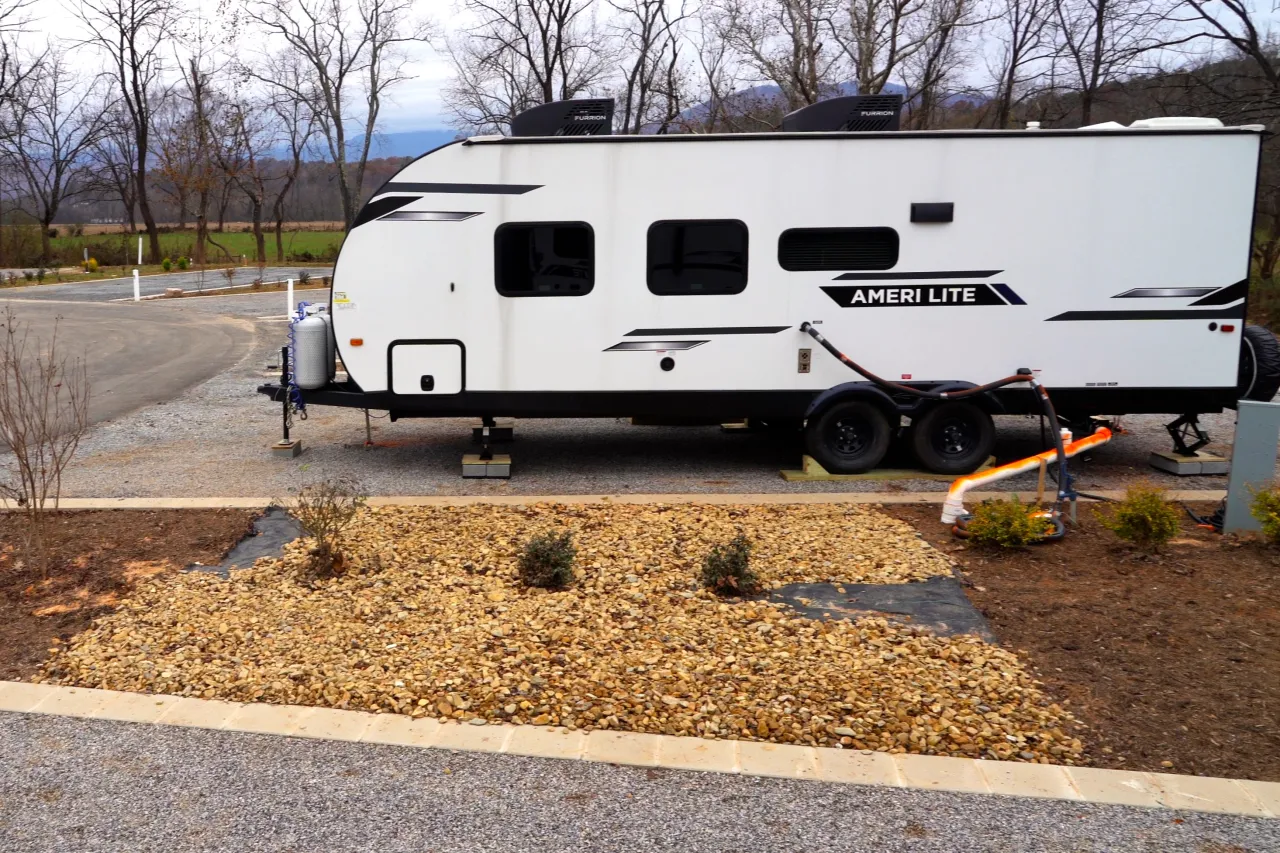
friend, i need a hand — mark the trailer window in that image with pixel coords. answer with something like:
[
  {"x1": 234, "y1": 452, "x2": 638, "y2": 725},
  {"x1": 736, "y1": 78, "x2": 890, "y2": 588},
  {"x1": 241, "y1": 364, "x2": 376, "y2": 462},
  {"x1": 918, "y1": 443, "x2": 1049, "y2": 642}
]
[
  {"x1": 495, "y1": 222, "x2": 594, "y2": 296},
  {"x1": 647, "y1": 220, "x2": 748, "y2": 295},
  {"x1": 777, "y1": 227, "x2": 898, "y2": 271}
]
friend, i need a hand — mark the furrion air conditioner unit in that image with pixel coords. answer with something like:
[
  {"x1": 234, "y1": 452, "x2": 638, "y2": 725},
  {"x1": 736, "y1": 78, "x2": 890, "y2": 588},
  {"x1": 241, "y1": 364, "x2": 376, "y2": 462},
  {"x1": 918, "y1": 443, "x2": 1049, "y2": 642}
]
[
  {"x1": 511, "y1": 98, "x2": 615, "y2": 137},
  {"x1": 781, "y1": 94, "x2": 904, "y2": 133}
]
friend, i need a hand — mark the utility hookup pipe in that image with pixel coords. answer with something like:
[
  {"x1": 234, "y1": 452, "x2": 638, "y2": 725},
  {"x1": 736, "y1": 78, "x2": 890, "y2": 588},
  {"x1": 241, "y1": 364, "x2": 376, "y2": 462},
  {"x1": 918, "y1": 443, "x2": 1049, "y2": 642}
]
[
  {"x1": 132, "y1": 269, "x2": 140, "y2": 302},
  {"x1": 286, "y1": 278, "x2": 294, "y2": 318},
  {"x1": 137, "y1": 237, "x2": 142, "y2": 266}
]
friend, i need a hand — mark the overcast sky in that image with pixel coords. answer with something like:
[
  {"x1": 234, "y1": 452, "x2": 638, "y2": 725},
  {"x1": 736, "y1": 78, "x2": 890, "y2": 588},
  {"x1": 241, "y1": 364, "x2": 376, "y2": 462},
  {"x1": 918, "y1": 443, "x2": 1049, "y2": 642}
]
[{"x1": 13, "y1": 0, "x2": 455, "y2": 133}]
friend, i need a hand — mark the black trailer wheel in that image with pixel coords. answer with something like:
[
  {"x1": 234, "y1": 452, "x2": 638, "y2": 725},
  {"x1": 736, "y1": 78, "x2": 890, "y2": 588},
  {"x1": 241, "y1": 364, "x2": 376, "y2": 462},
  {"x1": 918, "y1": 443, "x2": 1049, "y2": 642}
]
[
  {"x1": 805, "y1": 400, "x2": 892, "y2": 474},
  {"x1": 1238, "y1": 325, "x2": 1280, "y2": 403},
  {"x1": 910, "y1": 401, "x2": 995, "y2": 475}
]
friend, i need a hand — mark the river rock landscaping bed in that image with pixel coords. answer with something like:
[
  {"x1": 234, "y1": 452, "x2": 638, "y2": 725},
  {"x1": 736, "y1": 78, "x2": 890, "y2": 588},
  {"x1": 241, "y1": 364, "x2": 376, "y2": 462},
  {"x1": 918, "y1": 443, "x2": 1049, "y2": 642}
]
[{"x1": 43, "y1": 503, "x2": 1084, "y2": 763}]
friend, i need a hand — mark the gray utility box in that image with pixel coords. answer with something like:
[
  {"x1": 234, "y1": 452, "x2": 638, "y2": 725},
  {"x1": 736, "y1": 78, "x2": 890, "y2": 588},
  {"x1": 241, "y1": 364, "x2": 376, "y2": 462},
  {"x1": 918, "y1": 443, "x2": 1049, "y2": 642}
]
[{"x1": 1223, "y1": 400, "x2": 1280, "y2": 533}]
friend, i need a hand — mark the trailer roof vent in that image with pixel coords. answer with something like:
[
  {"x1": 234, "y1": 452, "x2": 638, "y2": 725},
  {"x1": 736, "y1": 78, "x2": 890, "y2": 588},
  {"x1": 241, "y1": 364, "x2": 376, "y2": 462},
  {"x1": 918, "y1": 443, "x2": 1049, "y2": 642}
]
[
  {"x1": 511, "y1": 99, "x2": 615, "y2": 137},
  {"x1": 781, "y1": 94, "x2": 904, "y2": 133}
]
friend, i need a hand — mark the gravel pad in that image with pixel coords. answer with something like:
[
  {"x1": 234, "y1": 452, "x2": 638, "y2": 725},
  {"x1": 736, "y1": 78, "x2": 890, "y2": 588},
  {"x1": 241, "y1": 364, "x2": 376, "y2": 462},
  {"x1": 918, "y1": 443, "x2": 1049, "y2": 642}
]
[{"x1": 45, "y1": 503, "x2": 1083, "y2": 762}]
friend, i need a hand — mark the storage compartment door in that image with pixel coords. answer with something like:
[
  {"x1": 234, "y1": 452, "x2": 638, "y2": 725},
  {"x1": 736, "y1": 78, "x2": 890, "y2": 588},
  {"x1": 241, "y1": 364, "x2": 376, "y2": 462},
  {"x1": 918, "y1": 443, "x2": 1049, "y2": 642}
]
[{"x1": 390, "y1": 341, "x2": 464, "y2": 395}]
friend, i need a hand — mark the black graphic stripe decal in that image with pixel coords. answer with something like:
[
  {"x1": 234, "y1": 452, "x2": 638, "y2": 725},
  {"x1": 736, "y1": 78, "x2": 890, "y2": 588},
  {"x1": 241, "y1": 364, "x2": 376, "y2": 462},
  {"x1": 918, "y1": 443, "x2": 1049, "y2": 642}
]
[
  {"x1": 832, "y1": 270, "x2": 1001, "y2": 281},
  {"x1": 351, "y1": 194, "x2": 418, "y2": 228},
  {"x1": 1113, "y1": 287, "x2": 1217, "y2": 298},
  {"x1": 380, "y1": 182, "x2": 542, "y2": 195},
  {"x1": 1046, "y1": 306, "x2": 1246, "y2": 321},
  {"x1": 1191, "y1": 279, "x2": 1249, "y2": 306},
  {"x1": 626, "y1": 326, "x2": 788, "y2": 336},
  {"x1": 990, "y1": 283, "x2": 1025, "y2": 305},
  {"x1": 378, "y1": 211, "x2": 481, "y2": 222},
  {"x1": 605, "y1": 340, "x2": 708, "y2": 352}
]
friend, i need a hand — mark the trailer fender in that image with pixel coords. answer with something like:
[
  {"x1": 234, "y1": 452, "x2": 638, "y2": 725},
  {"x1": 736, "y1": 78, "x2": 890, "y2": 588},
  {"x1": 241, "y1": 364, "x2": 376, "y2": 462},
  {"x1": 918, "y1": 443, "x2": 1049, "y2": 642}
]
[{"x1": 804, "y1": 383, "x2": 900, "y2": 422}]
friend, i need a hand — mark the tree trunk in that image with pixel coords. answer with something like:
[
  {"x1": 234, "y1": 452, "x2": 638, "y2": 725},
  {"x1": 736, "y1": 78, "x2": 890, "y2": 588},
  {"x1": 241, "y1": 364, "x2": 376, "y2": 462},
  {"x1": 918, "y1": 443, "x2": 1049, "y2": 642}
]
[
  {"x1": 274, "y1": 214, "x2": 285, "y2": 262},
  {"x1": 252, "y1": 198, "x2": 265, "y2": 263},
  {"x1": 40, "y1": 219, "x2": 51, "y2": 266},
  {"x1": 135, "y1": 142, "x2": 161, "y2": 264}
]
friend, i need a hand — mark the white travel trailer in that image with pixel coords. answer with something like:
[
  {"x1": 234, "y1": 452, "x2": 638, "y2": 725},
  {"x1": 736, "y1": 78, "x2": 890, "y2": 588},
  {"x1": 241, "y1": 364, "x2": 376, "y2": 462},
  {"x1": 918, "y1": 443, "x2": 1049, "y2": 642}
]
[{"x1": 263, "y1": 97, "x2": 1277, "y2": 475}]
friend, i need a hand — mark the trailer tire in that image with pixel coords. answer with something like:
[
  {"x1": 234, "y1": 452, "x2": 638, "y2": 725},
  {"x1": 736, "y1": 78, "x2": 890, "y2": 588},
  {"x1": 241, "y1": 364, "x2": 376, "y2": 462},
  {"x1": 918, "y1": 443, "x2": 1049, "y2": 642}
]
[
  {"x1": 910, "y1": 401, "x2": 995, "y2": 475},
  {"x1": 805, "y1": 400, "x2": 892, "y2": 474},
  {"x1": 1238, "y1": 325, "x2": 1280, "y2": 403}
]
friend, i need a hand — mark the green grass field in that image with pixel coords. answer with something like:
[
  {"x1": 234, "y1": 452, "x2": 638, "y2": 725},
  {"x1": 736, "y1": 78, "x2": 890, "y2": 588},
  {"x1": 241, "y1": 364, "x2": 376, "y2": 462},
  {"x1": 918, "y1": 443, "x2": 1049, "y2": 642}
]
[{"x1": 48, "y1": 229, "x2": 345, "y2": 265}]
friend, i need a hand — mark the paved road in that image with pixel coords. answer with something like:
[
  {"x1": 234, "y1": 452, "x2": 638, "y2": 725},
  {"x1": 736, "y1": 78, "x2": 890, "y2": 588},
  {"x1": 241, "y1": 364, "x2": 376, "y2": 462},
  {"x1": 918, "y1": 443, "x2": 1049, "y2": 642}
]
[
  {"x1": 0, "y1": 714, "x2": 1274, "y2": 853},
  {"x1": 0, "y1": 267, "x2": 332, "y2": 303},
  {"x1": 0, "y1": 299, "x2": 254, "y2": 426}
]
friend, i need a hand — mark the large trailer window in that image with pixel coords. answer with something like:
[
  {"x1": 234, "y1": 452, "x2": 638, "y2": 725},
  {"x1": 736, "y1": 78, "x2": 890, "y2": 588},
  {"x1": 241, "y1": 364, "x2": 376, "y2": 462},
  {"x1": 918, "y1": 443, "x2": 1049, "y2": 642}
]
[
  {"x1": 778, "y1": 227, "x2": 898, "y2": 271},
  {"x1": 647, "y1": 220, "x2": 748, "y2": 295},
  {"x1": 495, "y1": 222, "x2": 594, "y2": 296}
]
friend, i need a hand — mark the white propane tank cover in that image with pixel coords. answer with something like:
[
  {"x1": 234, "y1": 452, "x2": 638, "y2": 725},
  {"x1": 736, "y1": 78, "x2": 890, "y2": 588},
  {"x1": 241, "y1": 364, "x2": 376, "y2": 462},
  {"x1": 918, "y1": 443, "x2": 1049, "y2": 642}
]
[
  {"x1": 316, "y1": 306, "x2": 336, "y2": 379},
  {"x1": 293, "y1": 314, "x2": 331, "y2": 390},
  {"x1": 1129, "y1": 116, "x2": 1224, "y2": 129}
]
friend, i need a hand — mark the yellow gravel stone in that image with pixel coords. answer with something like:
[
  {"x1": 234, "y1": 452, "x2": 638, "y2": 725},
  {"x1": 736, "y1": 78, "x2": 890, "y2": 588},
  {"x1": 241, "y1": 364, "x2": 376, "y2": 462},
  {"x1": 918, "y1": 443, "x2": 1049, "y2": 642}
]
[{"x1": 42, "y1": 503, "x2": 1081, "y2": 762}]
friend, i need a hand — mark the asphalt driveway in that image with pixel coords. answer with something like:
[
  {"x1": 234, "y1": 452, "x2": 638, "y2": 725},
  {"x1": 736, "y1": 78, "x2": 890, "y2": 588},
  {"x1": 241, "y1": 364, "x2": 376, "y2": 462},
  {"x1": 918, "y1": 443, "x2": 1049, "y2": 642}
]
[
  {"x1": 0, "y1": 299, "x2": 254, "y2": 426},
  {"x1": 0, "y1": 267, "x2": 331, "y2": 303}
]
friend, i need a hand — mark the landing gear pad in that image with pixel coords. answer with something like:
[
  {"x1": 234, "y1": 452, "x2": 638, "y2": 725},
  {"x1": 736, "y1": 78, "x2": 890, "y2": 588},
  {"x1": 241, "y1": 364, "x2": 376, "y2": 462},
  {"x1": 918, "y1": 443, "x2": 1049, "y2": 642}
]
[{"x1": 780, "y1": 454, "x2": 996, "y2": 482}]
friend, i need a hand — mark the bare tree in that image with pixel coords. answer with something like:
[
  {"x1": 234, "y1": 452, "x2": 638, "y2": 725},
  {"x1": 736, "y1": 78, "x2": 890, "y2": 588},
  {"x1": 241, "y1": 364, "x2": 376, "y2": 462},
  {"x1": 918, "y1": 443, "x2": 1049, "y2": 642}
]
[
  {"x1": 248, "y1": 0, "x2": 433, "y2": 228},
  {"x1": 264, "y1": 53, "x2": 318, "y2": 261},
  {"x1": 833, "y1": 0, "x2": 971, "y2": 94},
  {"x1": 985, "y1": 0, "x2": 1055, "y2": 127},
  {"x1": 444, "y1": 0, "x2": 612, "y2": 134},
  {"x1": 214, "y1": 100, "x2": 275, "y2": 263},
  {"x1": 87, "y1": 108, "x2": 140, "y2": 232},
  {"x1": 719, "y1": 0, "x2": 843, "y2": 111},
  {"x1": 0, "y1": 49, "x2": 110, "y2": 263},
  {"x1": 77, "y1": 0, "x2": 173, "y2": 264},
  {"x1": 897, "y1": 0, "x2": 980, "y2": 128},
  {"x1": 611, "y1": 0, "x2": 693, "y2": 133},
  {"x1": 1051, "y1": 0, "x2": 1169, "y2": 125},
  {"x1": 0, "y1": 306, "x2": 90, "y2": 577}
]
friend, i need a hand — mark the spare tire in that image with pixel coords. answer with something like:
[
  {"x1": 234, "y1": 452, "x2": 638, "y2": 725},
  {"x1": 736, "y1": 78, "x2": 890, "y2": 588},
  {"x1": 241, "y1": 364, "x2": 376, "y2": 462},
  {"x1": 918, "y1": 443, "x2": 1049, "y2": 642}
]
[{"x1": 1238, "y1": 325, "x2": 1280, "y2": 402}]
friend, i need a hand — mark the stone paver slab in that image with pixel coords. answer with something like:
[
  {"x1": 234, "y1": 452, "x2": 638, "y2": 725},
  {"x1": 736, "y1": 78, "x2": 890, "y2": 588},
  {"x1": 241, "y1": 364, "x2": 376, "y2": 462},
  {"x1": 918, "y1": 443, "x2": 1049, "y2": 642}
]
[
  {"x1": 1148, "y1": 772, "x2": 1269, "y2": 816},
  {"x1": 895, "y1": 753, "x2": 990, "y2": 795},
  {"x1": 89, "y1": 691, "x2": 181, "y2": 724},
  {"x1": 1238, "y1": 780, "x2": 1280, "y2": 818},
  {"x1": 29, "y1": 686, "x2": 110, "y2": 718},
  {"x1": 584, "y1": 731, "x2": 660, "y2": 768},
  {"x1": 156, "y1": 697, "x2": 243, "y2": 729},
  {"x1": 292, "y1": 707, "x2": 374, "y2": 742},
  {"x1": 361, "y1": 714, "x2": 442, "y2": 748},
  {"x1": 1065, "y1": 767, "x2": 1164, "y2": 809},
  {"x1": 655, "y1": 735, "x2": 738, "y2": 774},
  {"x1": 224, "y1": 703, "x2": 314, "y2": 737},
  {"x1": 505, "y1": 726, "x2": 585, "y2": 760},
  {"x1": 816, "y1": 748, "x2": 902, "y2": 787},
  {"x1": 976, "y1": 760, "x2": 1082, "y2": 801},
  {"x1": 736, "y1": 741, "x2": 818, "y2": 780},
  {"x1": 433, "y1": 721, "x2": 512, "y2": 754},
  {"x1": 0, "y1": 681, "x2": 56, "y2": 713}
]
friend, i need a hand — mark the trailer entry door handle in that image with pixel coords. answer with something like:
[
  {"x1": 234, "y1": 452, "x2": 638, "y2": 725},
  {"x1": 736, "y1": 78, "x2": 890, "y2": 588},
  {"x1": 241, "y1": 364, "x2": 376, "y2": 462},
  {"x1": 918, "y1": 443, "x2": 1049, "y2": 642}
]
[{"x1": 420, "y1": 375, "x2": 435, "y2": 392}]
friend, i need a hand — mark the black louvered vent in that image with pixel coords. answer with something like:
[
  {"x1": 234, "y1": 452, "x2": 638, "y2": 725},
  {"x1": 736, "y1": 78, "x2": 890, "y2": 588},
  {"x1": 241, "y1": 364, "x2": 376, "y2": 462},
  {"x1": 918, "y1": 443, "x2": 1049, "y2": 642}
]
[
  {"x1": 511, "y1": 99, "x2": 615, "y2": 137},
  {"x1": 777, "y1": 228, "x2": 899, "y2": 271},
  {"x1": 780, "y1": 95, "x2": 904, "y2": 133}
]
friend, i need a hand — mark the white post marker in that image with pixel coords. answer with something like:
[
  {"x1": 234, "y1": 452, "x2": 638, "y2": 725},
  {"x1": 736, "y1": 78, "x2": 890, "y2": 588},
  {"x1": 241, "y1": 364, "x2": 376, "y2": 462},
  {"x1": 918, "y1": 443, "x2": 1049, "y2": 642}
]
[
  {"x1": 286, "y1": 278, "x2": 294, "y2": 318},
  {"x1": 137, "y1": 237, "x2": 142, "y2": 265},
  {"x1": 132, "y1": 269, "x2": 140, "y2": 302}
]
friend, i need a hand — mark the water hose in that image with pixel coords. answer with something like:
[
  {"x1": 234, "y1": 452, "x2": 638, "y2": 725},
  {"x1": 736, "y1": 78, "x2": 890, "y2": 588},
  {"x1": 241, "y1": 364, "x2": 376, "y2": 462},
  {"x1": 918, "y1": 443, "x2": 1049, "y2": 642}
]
[
  {"x1": 797, "y1": 321, "x2": 1087, "y2": 536},
  {"x1": 940, "y1": 427, "x2": 1112, "y2": 523}
]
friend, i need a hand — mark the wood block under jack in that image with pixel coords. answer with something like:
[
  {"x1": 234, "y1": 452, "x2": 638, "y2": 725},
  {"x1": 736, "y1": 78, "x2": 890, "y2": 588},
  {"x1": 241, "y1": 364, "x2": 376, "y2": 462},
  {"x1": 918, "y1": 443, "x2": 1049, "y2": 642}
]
[
  {"x1": 462, "y1": 453, "x2": 511, "y2": 479},
  {"x1": 780, "y1": 454, "x2": 996, "y2": 482},
  {"x1": 1149, "y1": 450, "x2": 1229, "y2": 476},
  {"x1": 271, "y1": 439, "x2": 303, "y2": 458},
  {"x1": 471, "y1": 418, "x2": 515, "y2": 443}
]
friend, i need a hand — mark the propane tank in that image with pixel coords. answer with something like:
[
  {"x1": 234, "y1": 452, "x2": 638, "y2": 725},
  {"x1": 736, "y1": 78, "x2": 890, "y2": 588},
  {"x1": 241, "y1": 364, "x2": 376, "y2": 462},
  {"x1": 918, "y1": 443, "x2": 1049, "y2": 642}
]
[
  {"x1": 293, "y1": 309, "x2": 331, "y2": 390},
  {"x1": 313, "y1": 304, "x2": 336, "y2": 379}
]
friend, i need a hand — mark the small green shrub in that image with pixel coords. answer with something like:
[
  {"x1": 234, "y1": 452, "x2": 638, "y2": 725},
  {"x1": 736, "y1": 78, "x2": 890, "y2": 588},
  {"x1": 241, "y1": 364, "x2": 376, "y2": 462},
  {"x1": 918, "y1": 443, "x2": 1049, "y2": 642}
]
[
  {"x1": 161, "y1": 257, "x2": 172, "y2": 271},
  {"x1": 298, "y1": 270, "x2": 311, "y2": 285},
  {"x1": 1250, "y1": 485, "x2": 1280, "y2": 544},
  {"x1": 518, "y1": 530, "x2": 576, "y2": 589},
  {"x1": 700, "y1": 533, "x2": 758, "y2": 595},
  {"x1": 83, "y1": 258, "x2": 98, "y2": 273},
  {"x1": 1102, "y1": 485, "x2": 1181, "y2": 551},
  {"x1": 177, "y1": 256, "x2": 189, "y2": 270},
  {"x1": 22, "y1": 270, "x2": 34, "y2": 281},
  {"x1": 965, "y1": 497, "x2": 1052, "y2": 548},
  {"x1": 35, "y1": 268, "x2": 45, "y2": 282}
]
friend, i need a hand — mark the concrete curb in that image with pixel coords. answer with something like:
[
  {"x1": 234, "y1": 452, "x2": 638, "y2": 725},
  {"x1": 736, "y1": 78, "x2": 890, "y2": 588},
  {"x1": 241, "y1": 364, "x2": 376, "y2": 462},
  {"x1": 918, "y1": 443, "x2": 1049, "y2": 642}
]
[
  {"x1": 2, "y1": 682, "x2": 1274, "y2": 818},
  {"x1": 0, "y1": 490, "x2": 1228, "y2": 511}
]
